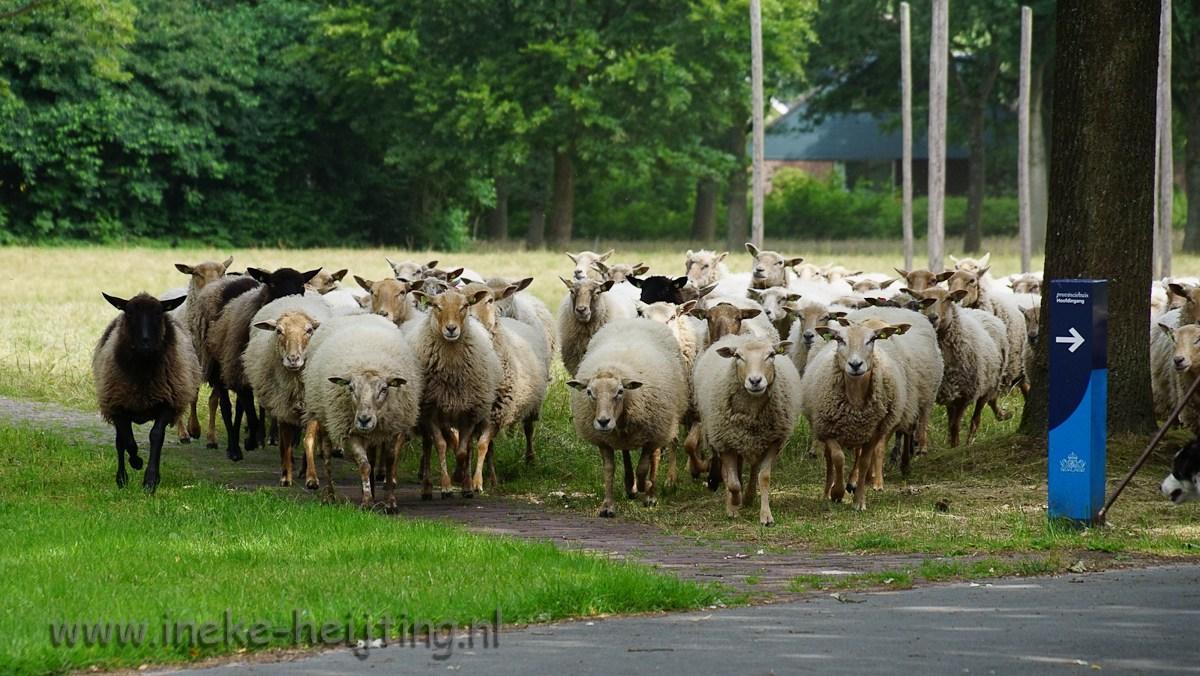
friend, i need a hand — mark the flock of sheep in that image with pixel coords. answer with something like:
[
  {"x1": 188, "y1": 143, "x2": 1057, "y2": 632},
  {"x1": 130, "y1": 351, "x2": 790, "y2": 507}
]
[{"x1": 92, "y1": 244, "x2": 1057, "y2": 524}]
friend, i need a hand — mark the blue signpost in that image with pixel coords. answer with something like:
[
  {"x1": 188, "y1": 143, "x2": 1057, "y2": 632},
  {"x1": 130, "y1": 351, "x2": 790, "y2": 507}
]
[{"x1": 1047, "y1": 279, "x2": 1108, "y2": 525}]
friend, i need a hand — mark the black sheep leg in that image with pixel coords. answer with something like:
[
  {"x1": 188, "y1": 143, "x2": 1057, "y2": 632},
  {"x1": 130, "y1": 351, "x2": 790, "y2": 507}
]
[
  {"x1": 242, "y1": 389, "x2": 260, "y2": 451},
  {"x1": 218, "y1": 387, "x2": 242, "y2": 462},
  {"x1": 143, "y1": 410, "x2": 172, "y2": 494}
]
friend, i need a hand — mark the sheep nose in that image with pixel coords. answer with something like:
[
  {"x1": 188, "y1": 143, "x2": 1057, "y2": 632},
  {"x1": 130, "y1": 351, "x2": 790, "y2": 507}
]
[
  {"x1": 747, "y1": 375, "x2": 764, "y2": 388},
  {"x1": 1171, "y1": 488, "x2": 1184, "y2": 502},
  {"x1": 357, "y1": 415, "x2": 373, "y2": 427},
  {"x1": 847, "y1": 359, "x2": 864, "y2": 372},
  {"x1": 444, "y1": 325, "x2": 459, "y2": 337},
  {"x1": 1175, "y1": 355, "x2": 1187, "y2": 368},
  {"x1": 803, "y1": 331, "x2": 815, "y2": 344},
  {"x1": 576, "y1": 306, "x2": 589, "y2": 315},
  {"x1": 596, "y1": 416, "x2": 611, "y2": 428}
]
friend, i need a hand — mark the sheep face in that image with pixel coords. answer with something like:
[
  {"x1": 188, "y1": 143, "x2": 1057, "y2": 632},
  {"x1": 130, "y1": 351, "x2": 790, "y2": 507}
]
[
  {"x1": 594, "y1": 261, "x2": 648, "y2": 283},
  {"x1": 1161, "y1": 323, "x2": 1200, "y2": 374},
  {"x1": 684, "y1": 250, "x2": 728, "y2": 287},
  {"x1": 103, "y1": 292, "x2": 185, "y2": 355},
  {"x1": 815, "y1": 320, "x2": 908, "y2": 379},
  {"x1": 246, "y1": 267, "x2": 322, "y2": 299},
  {"x1": 852, "y1": 278, "x2": 881, "y2": 293},
  {"x1": 1168, "y1": 283, "x2": 1200, "y2": 315},
  {"x1": 716, "y1": 339, "x2": 791, "y2": 397},
  {"x1": 254, "y1": 311, "x2": 319, "y2": 371},
  {"x1": 465, "y1": 281, "x2": 518, "y2": 332},
  {"x1": 945, "y1": 268, "x2": 989, "y2": 307},
  {"x1": 566, "y1": 249, "x2": 613, "y2": 281},
  {"x1": 793, "y1": 262, "x2": 824, "y2": 281},
  {"x1": 747, "y1": 288, "x2": 800, "y2": 324},
  {"x1": 305, "y1": 268, "x2": 348, "y2": 295},
  {"x1": 894, "y1": 268, "x2": 952, "y2": 292},
  {"x1": 387, "y1": 258, "x2": 438, "y2": 281},
  {"x1": 561, "y1": 277, "x2": 615, "y2": 323},
  {"x1": 1162, "y1": 439, "x2": 1200, "y2": 504},
  {"x1": 1022, "y1": 305, "x2": 1040, "y2": 346},
  {"x1": 822, "y1": 265, "x2": 862, "y2": 284},
  {"x1": 745, "y1": 243, "x2": 803, "y2": 288},
  {"x1": 637, "y1": 300, "x2": 697, "y2": 341},
  {"x1": 626, "y1": 274, "x2": 688, "y2": 304},
  {"x1": 417, "y1": 288, "x2": 488, "y2": 342},
  {"x1": 786, "y1": 301, "x2": 836, "y2": 348},
  {"x1": 693, "y1": 303, "x2": 761, "y2": 342},
  {"x1": 175, "y1": 256, "x2": 233, "y2": 292},
  {"x1": 906, "y1": 287, "x2": 964, "y2": 333},
  {"x1": 356, "y1": 276, "x2": 411, "y2": 323},
  {"x1": 328, "y1": 371, "x2": 407, "y2": 433},
  {"x1": 1010, "y1": 275, "x2": 1041, "y2": 295},
  {"x1": 950, "y1": 252, "x2": 991, "y2": 273},
  {"x1": 567, "y1": 374, "x2": 643, "y2": 432}
]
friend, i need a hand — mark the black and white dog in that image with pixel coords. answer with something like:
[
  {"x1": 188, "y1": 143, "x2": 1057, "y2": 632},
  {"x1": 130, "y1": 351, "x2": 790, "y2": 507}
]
[{"x1": 1161, "y1": 439, "x2": 1200, "y2": 504}]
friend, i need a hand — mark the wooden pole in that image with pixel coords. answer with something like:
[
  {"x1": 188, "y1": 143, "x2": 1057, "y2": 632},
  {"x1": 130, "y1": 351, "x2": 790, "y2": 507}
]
[
  {"x1": 900, "y1": 2, "x2": 914, "y2": 271},
  {"x1": 749, "y1": 0, "x2": 765, "y2": 249},
  {"x1": 1155, "y1": 0, "x2": 1173, "y2": 279},
  {"x1": 1018, "y1": 7, "x2": 1033, "y2": 274},
  {"x1": 928, "y1": 0, "x2": 948, "y2": 272}
]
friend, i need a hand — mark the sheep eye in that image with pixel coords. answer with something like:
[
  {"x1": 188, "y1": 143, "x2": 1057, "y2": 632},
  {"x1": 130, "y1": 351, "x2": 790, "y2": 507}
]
[
  {"x1": 702, "y1": 264, "x2": 709, "y2": 270},
  {"x1": 586, "y1": 389, "x2": 593, "y2": 398},
  {"x1": 306, "y1": 327, "x2": 314, "y2": 335}
]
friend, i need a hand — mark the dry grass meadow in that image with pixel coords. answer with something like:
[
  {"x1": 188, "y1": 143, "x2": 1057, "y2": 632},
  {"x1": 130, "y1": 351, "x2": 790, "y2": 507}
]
[{"x1": 3, "y1": 239, "x2": 1200, "y2": 561}]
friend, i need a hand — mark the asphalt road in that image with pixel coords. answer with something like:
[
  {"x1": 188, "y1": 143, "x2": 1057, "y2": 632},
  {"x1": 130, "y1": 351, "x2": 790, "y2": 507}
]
[{"x1": 167, "y1": 565, "x2": 1200, "y2": 675}]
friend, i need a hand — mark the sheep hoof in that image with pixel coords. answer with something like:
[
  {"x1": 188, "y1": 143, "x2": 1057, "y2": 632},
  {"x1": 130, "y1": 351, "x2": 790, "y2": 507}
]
[
  {"x1": 462, "y1": 490, "x2": 474, "y2": 499},
  {"x1": 226, "y1": 447, "x2": 243, "y2": 462},
  {"x1": 845, "y1": 482, "x2": 856, "y2": 494},
  {"x1": 116, "y1": 469, "x2": 128, "y2": 488},
  {"x1": 332, "y1": 448, "x2": 344, "y2": 458},
  {"x1": 830, "y1": 492, "x2": 844, "y2": 504},
  {"x1": 995, "y1": 410, "x2": 1013, "y2": 421},
  {"x1": 441, "y1": 491, "x2": 453, "y2": 499},
  {"x1": 127, "y1": 454, "x2": 143, "y2": 470},
  {"x1": 320, "y1": 489, "x2": 337, "y2": 505},
  {"x1": 305, "y1": 478, "x2": 319, "y2": 491},
  {"x1": 279, "y1": 476, "x2": 292, "y2": 488},
  {"x1": 598, "y1": 507, "x2": 616, "y2": 518},
  {"x1": 421, "y1": 492, "x2": 433, "y2": 501},
  {"x1": 642, "y1": 497, "x2": 657, "y2": 508},
  {"x1": 206, "y1": 441, "x2": 218, "y2": 450},
  {"x1": 853, "y1": 503, "x2": 867, "y2": 512},
  {"x1": 625, "y1": 491, "x2": 637, "y2": 500},
  {"x1": 761, "y1": 518, "x2": 775, "y2": 527},
  {"x1": 178, "y1": 436, "x2": 191, "y2": 444},
  {"x1": 142, "y1": 474, "x2": 160, "y2": 494}
]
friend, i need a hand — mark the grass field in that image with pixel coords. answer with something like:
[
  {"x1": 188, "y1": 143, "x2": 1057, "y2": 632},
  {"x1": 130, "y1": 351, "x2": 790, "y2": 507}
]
[
  {"x1": 2, "y1": 242, "x2": 1199, "y2": 594},
  {"x1": 0, "y1": 424, "x2": 722, "y2": 674}
]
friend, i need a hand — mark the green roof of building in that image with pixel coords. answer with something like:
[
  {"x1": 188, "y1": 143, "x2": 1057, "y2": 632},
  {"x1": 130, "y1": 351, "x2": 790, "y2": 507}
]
[{"x1": 765, "y1": 105, "x2": 969, "y2": 162}]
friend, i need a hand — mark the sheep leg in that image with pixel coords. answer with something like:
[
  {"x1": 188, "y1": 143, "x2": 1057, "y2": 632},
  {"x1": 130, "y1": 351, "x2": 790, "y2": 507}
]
[
  {"x1": 916, "y1": 409, "x2": 932, "y2": 456},
  {"x1": 320, "y1": 433, "x2": 336, "y2": 504},
  {"x1": 205, "y1": 390, "x2": 219, "y2": 449},
  {"x1": 419, "y1": 435, "x2": 433, "y2": 500},
  {"x1": 900, "y1": 431, "x2": 914, "y2": 478},
  {"x1": 871, "y1": 436, "x2": 885, "y2": 490},
  {"x1": 947, "y1": 401, "x2": 967, "y2": 448},
  {"x1": 217, "y1": 388, "x2": 241, "y2": 461},
  {"x1": 706, "y1": 451, "x2": 723, "y2": 492},
  {"x1": 598, "y1": 445, "x2": 617, "y2": 518},
  {"x1": 142, "y1": 410, "x2": 172, "y2": 494},
  {"x1": 622, "y1": 450, "x2": 637, "y2": 499},
  {"x1": 187, "y1": 394, "x2": 202, "y2": 440},
  {"x1": 853, "y1": 436, "x2": 886, "y2": 511},
  {"x1": 826, "y1": 440, "x2": 845, "y2": 503},
  {"x1": 432, "y1": 426, "x2": 453, "y2": 499},
  {"x1": 267, "y1": 414, "x2": 277, "y2": 447},
  {"x1": 278, "y1": 422, "x2": 295, "y2": 487},
  {"x1": 523, "y1": 414, "x2": 537, "y2": 465},
  {"x1": 457, "y1": 423, "x2": 476, "y2": 498},
  {"x1": 242, "y1": 390, "x2": 260, "y2": 451},
  {"x1": 113, "y1": 415, "x2": 136, "y2": 488},
  {"x1": 487, "y1": 440, "x2": 499, "y2": 489},
  {"x1": 637, "y1": 446, "x2": 657, "y2": 507},
  {"x1": 175, "y1": 411, "x2": 191, "y2": 444},
  {"x1": 385, "y1": 434, "x2": 404, "y2": 512},
  {"x1": 372, "y1": 444, "x2": 386, "y2": 484},
  {"x1": 472, "y1": 424, "x2": 496, "y2": 494},
  {"x1": 721, "y1": 449, "x2": 742, "y2": 518},
  {"x1": 684, "y1": 421, "x2": 706, "y2": 478},
  {"x1": 344, "y1": 438, "x2": 372, "y2": 508},
  {"x1": 301, "y1": 420, "x2": 320, "y2": 490},
  {"x1": 968, "y1": 397, "x2": 988, "y2": 445},
  {"x1": 757, "y1": 447, "x2": 780, "y2": 526},
  {"x1": 988, "y1": 397, "x2": 1012, "y2": 422}
]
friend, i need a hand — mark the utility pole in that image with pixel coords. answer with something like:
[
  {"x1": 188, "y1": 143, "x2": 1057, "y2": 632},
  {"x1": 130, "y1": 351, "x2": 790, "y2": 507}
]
[
  {"x1": 928, "y1": 0, "x2": 949, "y2": 271},
  {"x1": 901, "y1": 2, "x2": 914, "y2": 271},
  {"x1": 1018, "y1": 6, "x2": 1033, "y2": 273},
  {"x1": 749, "y1": 0, "x2": 765, "y2": 249}
]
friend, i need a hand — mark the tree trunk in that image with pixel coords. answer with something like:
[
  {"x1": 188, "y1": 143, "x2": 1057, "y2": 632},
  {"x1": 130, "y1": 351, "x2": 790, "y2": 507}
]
[
  {"x1": 486, "y1": 178, "x2": 509, "y2": 241},
  {"x1": 691, "y1": 178, "x2": 718, "y2": 241},
  {"x1": 1030, "y1": 60, "x2": 1050, "y2": 255},
  {"x1": 548, "y1": 148, "x2": 575, "y2": 247},
  {"x1": 962, "y1": 104, "x2": 987, "y2": 253},
  {"x1": 526, "y1": 204, "x2": 545, "y2": 249},
  {"x1": 1184, "y1": 99, "x2": 1200, "y2": 252},
  {"x1": 725, "y1": 121, "x2": 749, "y2": 251},
  {"x1": 1020, "y1": 0, "x2": 1159, "y2": 437}
]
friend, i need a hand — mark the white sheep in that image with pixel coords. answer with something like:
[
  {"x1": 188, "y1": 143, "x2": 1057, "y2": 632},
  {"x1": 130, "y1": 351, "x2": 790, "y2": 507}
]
[
  {"x1": 303, "y1": 318, "x2": 422, "y2": 509},
  {"x1": 693, "y1": 295, "x2": 779, "y2": 344},
  {"x1": 242, "y1": 295, "x2": 330, "y2": 487},
  {"x1": 694, "y1": 335, "x2": 800, "y2": 526},
  {"x1": 636, "y1": 300, "x2": 708, "y2": 483},
  {"x1": 170, "y1": 255, "x2": 234, "y2": 442},
  {"x1": 594, "y1": 260, "x2": 650, "y2": 284},
  {"x1": 684, "y1": 249, "x2": 729, "y2": 287},
  {"x1": 565, "y1": 249, "x2": 614, "y2": 281},
  {"x1": 784, "y1": 299, "x2": 844, "y2": 378},
  {"x1": 487, "y1": 276, "x2": 557, "y2": 358},
  {"x1": 745, "y1": 242, "x2": 804, "y2": 289},
  {"x1": 567, "y1": 319, "x2": 688, "y2": 517},
  {"x1": 557, "y1": 277, "x2": 636, "y2": 377},
  {"x1": 946, "y1": 267, "x2": 1026, "y2": 419},
  {"x1": 411, "y1": 287, "x2": 502, "y2": 499},
  {"x1": 747, "y1": 287, "x2": 801, "y2": 339}
]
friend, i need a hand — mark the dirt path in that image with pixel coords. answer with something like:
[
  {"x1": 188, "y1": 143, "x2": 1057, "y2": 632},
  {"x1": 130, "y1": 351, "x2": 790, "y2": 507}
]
[{"x1": 0, "y1": 395, "x2": 1093, "y2": 597}]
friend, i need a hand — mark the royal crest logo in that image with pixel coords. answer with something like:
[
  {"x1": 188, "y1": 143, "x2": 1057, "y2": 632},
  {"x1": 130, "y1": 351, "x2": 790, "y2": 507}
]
[{"x1": 1060, "y1": 452, "x2": 1086, "y2": 473}]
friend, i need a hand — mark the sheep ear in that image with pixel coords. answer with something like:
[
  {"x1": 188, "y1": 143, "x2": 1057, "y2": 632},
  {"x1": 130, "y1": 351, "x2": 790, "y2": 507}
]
[
  {"x1": 221, "y1": 256, "x2": 234, "y2": 271},
  {"x1": 891, "y1": 323, "x2": 912, "y2": 335},
  {"x1": 599, "y1": 280, "x2": 616, "y2": 293},
  {"x1": 355, "y1": 275, "x2": 374, "y2": 292},
  {"x1": 410, "y1": 290, "x2": 429, "y2": 305},
  {"x1": 566, "y1": 379, "x2": 586, "y2": 391},
  {"x1": 745, "y1": 242, "x2": 760, "y2": 257},
  {"x1": 948, "y1": 289, "x2": 969, "y2": 302},
  {"x1": 829, "y1": 311, "x2": 848, "y2": 319},
  {"x1": 977, "y1": 265, "x2": 991, "y2": 277},
  {"x1": 716, "y1": 251, "x2": 729, "y2": 263},
  {"x1": 330, "y1": 269, "x2": 348, "y2": 282},
  {"x1": 1159, "y1": 323, "x2": 1176, "y2": 339},
  {"x1": 467, "y1": 289, "x2": 490, "y2": 305},
  {"x1": 920, "y1": 297, "x2": 938, "y2": 308},
  {"x1": 814, "y1": 326, "x2": 835, "y2": 340},
  {"x1": 1169, "y1": 283, "x2": 1188, "y2": 297},
  {"x1": 894, "y1": 267, "x2": 910, "y2": 277},
  {"x1": 254, "y1": 320, "x2": 277, "y2": 331},
  {"x1": 746, "y1": 288, "x2": 763, "y2": 300},
  {"x1": 386, "y1": 376, "x2": 406, "y2": 388},
  {"x1": 900, "y1": 287, "x2": 919, "y2": 297},
  {"x1": 689, "y1": 307, "x2": 708, "y2": 319},
  {"x1": 979, "y1": 253, "x2": 991, "y2": 266},
  {"x1": 697, "y1": 282, "x2": 718, "y2": 298},
  {"x1": 685, "y1": 249, "x2": 694, "y2": 261},
  {"x1": 301, "y1": 268, "x2": 323, "y2": 283},
  {"x1": 356, "y1": 295, "x2": 371, "y2": 309},
  {"x1": 329, "y1": 376, "x2": 350, "y2": 386},
  {"x1": 102, "y1": 293, "x2": 128, "y2": 311},
  {"x1": 785, "y1": 257, "x2": 804, "y2": 267},
  {"x1": 740, "y1": 308, "x2": 762, "y2": 319},
  {"x1": 593, "y1": 261, "x2": 610, "y2": 274},
  {"x1": 626, "y1": 275, "x2": 643, "y2": 288},
  {"x1": 847, "y1": 270, "x2": 863, "y2": 277},
  {"x1": 774, "y1": 340, "x2": 793, "y2": 355},
  {"x1": 622, "y1": 379, "x2": 643, "y2": 390},
  {"x1": 424, "y1": 260, "x2": 439, "y2": 270},
  {"x1": 385, "y1": 257, "x2": 401, "y2": 274},
  {"x1": 935, "y1": 271, "x2": 954, "y2": 283},
  {"x1": 863, "y1": 297, "x2": 881, "y2": 307},
  {"x1": 672, "y1": 276, "x2": 688, "y2": 289},
  {"x1": 309, "y1": 318, "x2": 321, "y2": 330},
  {"x1": 161, "y1": 295, "x2": 186, "y2": 312},
  {"x1": 677, "y1": 300, "x2": 698, "y2": 316},
  {"x1": 565, "y1": 252, "x2": 579, "y2": 263},
  {"x1": 446, "y1": 268, "x2": 464, "y2": 282},
  {"x1": 600, "y1": 249, "x2": 614, "y2": 261},
  {"x1": 246, "y1": 267, "x2": 270, "y2": 283},
  {"x1": 880, "y1": 278, "x2": 898, "y2": 288},
  {"x1": 175, "y1": 263, "x2": 194, "y2": 275},
  {"x1": 500, "y1": 284, "x2": 520, "y2": 300},
  {"x1": 785, "y1": 293, "x2": 802, "y2": 303},
  {"x1": 513, "y1": 277, "x2": 534, "y2": 292},
  {"x1": 949, "y1": 255, "x2": 961, "y2": 264},
  {"x1": 716, "y1": 346, "x2": 738, "y2": 359},
  {"x1": 633, "y1": 264, "x2": 650, "y2": 276},
  {"x1": 559, "y1": 276, "x2": 573, "y2": 289}
]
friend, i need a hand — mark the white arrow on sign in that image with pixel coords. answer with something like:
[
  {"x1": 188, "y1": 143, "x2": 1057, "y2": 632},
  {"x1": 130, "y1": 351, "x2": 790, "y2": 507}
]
[{"x1": 1056, "y1": 327, "x2": 1085, "y2": 353}]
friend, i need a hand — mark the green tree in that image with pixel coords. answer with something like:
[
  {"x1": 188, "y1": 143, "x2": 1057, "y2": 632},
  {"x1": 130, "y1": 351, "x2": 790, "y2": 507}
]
[{"x1": 1177, "y1": 1, "x2": 1200, "y2": 253}]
